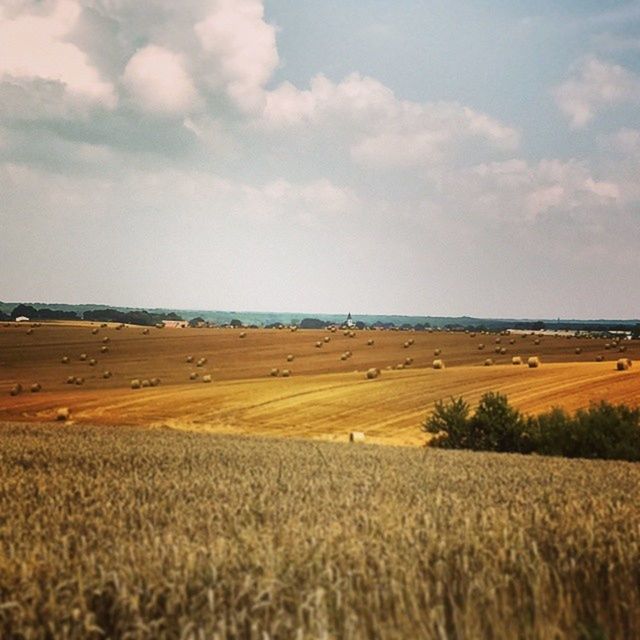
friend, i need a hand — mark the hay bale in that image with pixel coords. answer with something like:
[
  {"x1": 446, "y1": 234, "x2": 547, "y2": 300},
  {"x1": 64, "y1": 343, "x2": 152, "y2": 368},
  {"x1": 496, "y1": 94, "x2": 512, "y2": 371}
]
[
  {"x1": 315, "y1": 341, "x2": 323, "y2": 348},
  {"x1": 499, "y1": 347, "x2": 507, "y2": 355},
  {"x1": 56, "y1": 407, "x2": 70, "y2": 421},
  {"x1": 282, "y1": 369, "x2": 291, "y2": 377},
  {"x1": 130, "y1": 379, "x2": 141, "y2": 389},
  {"x1": 202, "y1": 374, "x2": 212, "y2": 383},
  {"x1": 534, "y1": 338, "x2": 541, "y2": 346},
  {"x1": 617, "y1": 358, "x2": 631, "y2": 371},
  {"x1": 365, "y1": 368, "x2": 379, "y2": 379},
  {"x1": 186, "y1": 355, "x2": 194, "y2": 363},
  {"x1": 478, "y1": 343, "x2": 485, "y2": 350},
  {"x1": 595, "y1": 355, "x2": 604, "y2": 362},
  {"x1": 89, "y1": 358, "x2": 97, "y2": 366},
  {"x1": 102, "y1": 337, "x2": 110, "y2": 344},
  {"x1": 512, "y1": 356, "x2": 522, "y2": 365},
  {"x1": 619, "y1": 345, "x2": 627, "y2": 353},
  {"x1": 189, "y1": 372, "x2": 198, "y2": 380},
  {"x1": 66, "y1": 376, "x2": 76, "y2": 384},
  {"x1": 434, "y1": 348, "x2": 441, "y2": 356},
  {"x1": 484, "y1": 358, "x2": 494, "y2": 366},
  {"x1": 604, "y1": 343, "x2": 611, "y2": 350},
  {"x1": 432, "y1": 359, "x2": 445, "y2": 370},
  {"x1": 270, "y1": 368, "x2": 279, "y2": 377},
  {"x1": 30, "y1": 383, "x2": 41, "y2": 393},
  {"x1": 367, "y1": 339, "x2": 374, "y2": 346},
  {"x1": 405, "y1": 357, "x2": 413, "y2": 365},
  {"x1": 26, "y1": 328, "x2": 33, "y2": 335},
  {"x1": 100, "y1": 323, "x2": 107, "y2": 328},
  {"x1": 470, "y1": 332, "x2": 476, "y2": 338},
  {"x1": 9, "y1": 384, "x2": 22, "y2": 396},
  {"x1": 150, "y1": 378, "x2": 161, "y2": 387},
  {"x1": 340, "y1": 353, "x2": 348, "y2": 361},
  {"x1": 102, "y1": 371, "x2": 112, "y2": 379},
  {"x1": 403, "y1": 341, "x2": 410, "y2": 348},
  {"x1": 101, "y1": 346, "x2": 109, "y2": 354},
  {"x1": 528, "y1": 356, "x2": 540, "y2": 368},
  {"x1": 239, "y1": 331, "x2": 247, "y2": 338},
  {"x1": 395, "y1": 363, "x2": 405, "y2": 370},
  {"x1": 509, "y1": 339, "x2": 515, "y2": 345},
  {"x1": 142, "y1": 328, "x2": 150, "y2": 335},
  {"x1": 92, "y1": 328, "x2": 99, "y2": 335},
  {"x1": 79, "y1": 354, "x2": 87, "y2": 361},
  {"x1": 408, "y1": 338, "x2": 414, "y2": 345},
  {"x1": 75, "y1": 377, "x2": 84, "y2": 386},
  {"x1": 494, "y1": 346, "x2": 501, "y2": 354},
  {"x1": 61, "y1": 356, "x2": 69, "y2": 364},
  {"x1": 343, "y1": 330, "x2": 350, "y2": 336},
  {"x1": 141, "y1": 379, "x2": 151, "y2": 388},
  {"x1": 495, "y1": 337, "x2": 501, "y2": 344},
  {"x1": 349, "y1": 431, "x2": 365, "y2": 443},
  {"x1": 575, "y1": 347, "x2": 582, "y2": 355},
  {"x1": 349, "y1": 331, "x2": 356, "y2": 338},
  {"x1": 286, "y1": 354, "x2": 294, "y2": 362},
  {"x1": 290, "y1": 326, "x2": 298, "y2": 332},
  {"x1": 323, "y1": 336, "x2": 330, "y2": 343}
]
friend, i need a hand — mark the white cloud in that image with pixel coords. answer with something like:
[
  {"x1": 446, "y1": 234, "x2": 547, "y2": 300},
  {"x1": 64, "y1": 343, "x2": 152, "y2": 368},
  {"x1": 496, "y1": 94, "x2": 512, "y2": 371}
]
[
  {"x1": 446, "y1": 158, "x2": 620, "y2": 222},
  {"x1": 0, "y1": 0, "x2": 116, "y2": 107},
  {"x1": 122, "y1": 45, "x2": 199, "y2": 115},
  {"x1": 555, "y1": 56, "x2": 640, "y2": 128},
  {"x1": 195, "y1": 0, "x2": 279, "y2": 113},
  {"x1": 262, "y1": 73, "x2": 520, "y2": 167}
]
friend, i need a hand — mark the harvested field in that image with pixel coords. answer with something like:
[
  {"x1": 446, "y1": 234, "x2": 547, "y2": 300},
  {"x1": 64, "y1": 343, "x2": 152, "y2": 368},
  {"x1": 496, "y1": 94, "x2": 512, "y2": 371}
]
[
  {"x1": 0, "y1": 423, "x2": 639, "y2": 639},
  {"x1": 0, "y1": 323, "x2": 639, "y2": 445}
]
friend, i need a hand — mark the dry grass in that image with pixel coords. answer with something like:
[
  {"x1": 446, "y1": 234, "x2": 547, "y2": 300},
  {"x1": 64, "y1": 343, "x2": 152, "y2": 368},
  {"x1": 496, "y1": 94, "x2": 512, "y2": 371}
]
[{"x1": 0, "y1": 423, "x2": 639, "y2": 639}]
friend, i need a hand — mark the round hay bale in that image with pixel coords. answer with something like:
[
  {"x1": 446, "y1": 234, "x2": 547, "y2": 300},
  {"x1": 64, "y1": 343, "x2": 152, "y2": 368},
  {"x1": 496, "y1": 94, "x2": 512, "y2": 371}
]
[
  {"x1": 403, "y1": 341, "x2": 410, "y2": 349},
  {"x1": 142, "y1": 328, "x2": 150, "y2": 335},
  {"x1": 512, "y1": 356, "x2": 522, "y2": 365},
  {"x1": 408, "y1": 338, "x2": 414, "y2": 345},
  {"x1": 75, "y1": 377, "x2": 84, "y2": 386},
  {"x1": 102, "y1": 337, "x2": 110, "y2": 344},
  {"x1": 617, "y1": 358, "x2": 631, "y2": 371},
  {"x1": 484, "y1": 358, "x2": 494, "y2": 366},
  {"x1": 281, "y1": 369, "x2": 291, "y2": 377},
  {"x1": 270, "y1": 368, "x2": 279, "y2": 377},
  {"x1": 395, "y1": 363, "x2": 405, "y2": 370},
  {"x1": 102, "y1": 371, "x2": 112, "y2": 379},
  {"x1": 202, "y1": 374, "x2": 212, "y2": 383},
  {"x1": 141, "y1": 379, "x2": 151, "y2": 388},
  {"x1": 155, "y1": 323, "x2": 164, "y2": 329},
  {"x1": 323, "y1": 336, "x2": 330, "y2": 343},
  {"x1": 470, "y1": 332, "x2": 476, "y2": 338},
  {"x1": 130, "y1": 379, "x2": 141, "y2": 390},
  {"x1": 79, "y1": 353, "x2": 87, "y2": 361},
  {"x1": 150, "y1": 378, "x2": 160, "y2": 387},
  {"x1": 61, "y1": 356, "x2": 69, "y2": 364},
  {"x1": 365, "y1": 368, "x2": 379, "y2": 379},
  {"x1": 494, "y1": 346, "x2": 501, "y2": 354},
  {"x1": 286, "y1": 354, "x2": 294, "y2": 362},
  {"x1": 89, "y1": 358, "x2": 97, "y2": 366},
  {"x1": 527, "y1": 356, "x2": 540, "y2": 368},
  {"x1": 189, "y1": 372, "x2": 198, "y2": 380},
  {"x1": 534, "y1": 338, "x2": 541, "y2": 346},
  {"x1": 367, "y1": 339, "x2": 374, "y2": 346},
  {"x1": 405, "y1": 357, "x2": 413, "y2": 365},
  {"x1": 239, "y1": 331, "x2": 247, "y2": 338},
  {"x1": 26, "y1": 328, "x2": 34, "y2": 335},
  {"x1": 9, "y1": 384, "x2": 22, "y2": 396},
  {"x1": 595, "y1": 355, "x2": 604, "y2": 362},
  {"x1": 92, "y1": 328, "x2": 99, "y2": 335},
  {"x1": 290, "y1": 326, "x2": 298, "y2": 332},
  {"x1": 349, "y1": 431, "x2": 365, "y2": 443},
  {"x1": 30, "y1": 383, "x2": 41, "y2": 393},
  {"x1": 66, "y1": 376, "x2": 76, "y2": 384},
  {"x1": 56, "y1": 407, "x2": 70, "y2": 421},
  {"x1": 499, "y1": 347, "x2": 507, "y2": 355},
  {"x1": 434, "y1": 348, "x2": 441, "y2": 356},
  {"x1": 495, "y1": 337, "x2": 501, "y2": 344},
  {"x1": 100, "y1": 323, "x2": 108, "y2": 328},
  {"x1": 186, "y1": 355, "x2": 194, "y2": 363},
  {"x1": 509, "y1": 339, "x2": 515, "y2": 345},
  {"x1": 575, "y1": 347, "x2": 582, "y2": 355},
  {"x1": 478, "y1": 343, "x2": 485, "y2": 350},
  {"x1": 340, "y1": 353, "x2": 348, "y2": 361},
  {"x1": 619, "y1": 345, "x2": 627, "y2": 353},
  {"x1": 101, "y1": 346, "x2": 109, "y2": 354},
  {"x1": 349, "y1": 331, "x2": 356, "y2": 338},
  {"x1": 432, "y1": 359, "x2": 445, "y2": 370},
  {"x1": 604, "y1": 343, "x2": 611, "y2": 350},
  {"x1": 315, "y1": 341, "x2": 322, "y2": 348},
  {"x1": 343, "y1": 330, "x2": 350, "y2": 336}
]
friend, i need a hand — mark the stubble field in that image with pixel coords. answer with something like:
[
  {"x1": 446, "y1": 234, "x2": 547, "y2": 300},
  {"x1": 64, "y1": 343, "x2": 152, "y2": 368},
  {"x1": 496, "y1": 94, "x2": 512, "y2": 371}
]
[{"x1": 1, "y1": 322, "x2": 639, "y2": 444}]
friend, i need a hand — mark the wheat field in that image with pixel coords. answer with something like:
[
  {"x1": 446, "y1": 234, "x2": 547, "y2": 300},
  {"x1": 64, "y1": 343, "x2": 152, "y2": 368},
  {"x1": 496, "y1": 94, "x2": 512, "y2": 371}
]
[{"x1": 1, "y1": 422, "x2": 639, "y2": 639}]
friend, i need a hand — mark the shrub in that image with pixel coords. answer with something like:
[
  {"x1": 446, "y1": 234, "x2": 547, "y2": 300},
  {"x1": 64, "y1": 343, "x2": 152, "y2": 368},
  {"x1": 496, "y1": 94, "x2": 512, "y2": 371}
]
[{"x1": 422, "y1": 397, "x2": 470, "y2": 448}]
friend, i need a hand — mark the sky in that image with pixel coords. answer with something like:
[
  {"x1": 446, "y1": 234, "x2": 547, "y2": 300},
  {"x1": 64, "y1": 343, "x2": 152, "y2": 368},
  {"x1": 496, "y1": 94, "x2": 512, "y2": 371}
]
[{"x1": 0, "y1": 1, "x2": 639, "y2": 318}]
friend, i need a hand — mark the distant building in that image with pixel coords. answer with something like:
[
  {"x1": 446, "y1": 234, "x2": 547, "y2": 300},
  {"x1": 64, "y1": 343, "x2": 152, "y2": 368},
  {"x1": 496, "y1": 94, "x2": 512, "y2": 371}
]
[
  {"x1": 15, "y1": 316, "x2": 29, "y2": 322},
  {"x1": 162, "y1": 320, "x2": 187, "y2": 328},
  {"x1": 345, "y1": 312, "x2": 354, "y2": 328}
]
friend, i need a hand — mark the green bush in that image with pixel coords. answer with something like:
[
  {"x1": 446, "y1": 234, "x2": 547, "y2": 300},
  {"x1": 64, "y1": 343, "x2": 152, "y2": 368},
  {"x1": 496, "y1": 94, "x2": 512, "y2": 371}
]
[{"x1": 425, "y1": 394, "x2": 640, "y2": 462}]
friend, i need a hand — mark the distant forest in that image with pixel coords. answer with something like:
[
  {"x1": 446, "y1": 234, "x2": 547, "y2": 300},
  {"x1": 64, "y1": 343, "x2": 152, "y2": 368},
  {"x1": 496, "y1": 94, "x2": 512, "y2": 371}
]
[{"x1": 0, "y1": 301, "x2": 639, "y2": 334}]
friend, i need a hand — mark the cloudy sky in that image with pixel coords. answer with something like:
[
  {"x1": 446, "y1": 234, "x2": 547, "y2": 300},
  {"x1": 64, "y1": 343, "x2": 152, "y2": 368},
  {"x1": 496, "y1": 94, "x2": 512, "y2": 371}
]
[{"x1": 1, "y1": 0, "x2": 639, "y2": 318}]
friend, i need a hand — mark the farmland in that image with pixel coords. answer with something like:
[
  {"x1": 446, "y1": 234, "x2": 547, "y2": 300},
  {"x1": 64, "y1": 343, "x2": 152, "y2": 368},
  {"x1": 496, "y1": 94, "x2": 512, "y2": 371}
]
[
  {"x1": 1, "y1": 322, "x2": 639, "y2": 445},
  {"x1": 1, "y1": 423, "x2": 640, "y2": 639}
]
